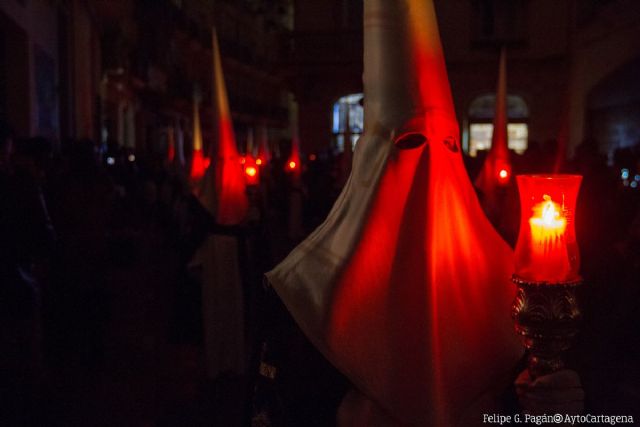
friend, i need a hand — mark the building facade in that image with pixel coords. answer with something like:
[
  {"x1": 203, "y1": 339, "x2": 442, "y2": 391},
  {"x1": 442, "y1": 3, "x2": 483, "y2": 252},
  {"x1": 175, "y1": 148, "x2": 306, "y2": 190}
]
[
  {"x1": 292, "y1": 0, "x2": 640, "y2": 161},
  {"x1": 0, "y1": 0, "x2": 294, "y2": 156},
  {"x1": 2, "y1": 0, "x2": 639, "y2": 161}
]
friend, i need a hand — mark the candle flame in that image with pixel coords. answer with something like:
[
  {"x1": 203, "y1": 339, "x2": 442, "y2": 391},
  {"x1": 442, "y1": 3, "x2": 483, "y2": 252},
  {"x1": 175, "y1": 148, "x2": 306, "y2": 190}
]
[
  {"x1": 532, "y1": 195, "x2": 565, "y2": 229},
  {"x1": 529, "y1": 194, "x2": 567, "y2": 256}
]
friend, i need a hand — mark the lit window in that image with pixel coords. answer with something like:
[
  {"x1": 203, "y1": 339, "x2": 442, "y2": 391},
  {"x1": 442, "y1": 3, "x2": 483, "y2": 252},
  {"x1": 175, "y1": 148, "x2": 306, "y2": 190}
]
[
  {"x1": 332, "y1": 93, "x2": 363, "y2": 152},
  {"x1": 467, "y1": 94, "x2": 529, "y2": 157},
  {"x1": 469, "y1": 123, "x2": 528, "y2": 156}
]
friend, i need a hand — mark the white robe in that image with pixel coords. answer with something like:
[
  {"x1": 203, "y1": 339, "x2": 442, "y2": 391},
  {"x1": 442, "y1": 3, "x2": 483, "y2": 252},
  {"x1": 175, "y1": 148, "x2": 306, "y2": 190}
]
[{"x1": 267, "y1": 0, "x2": 522, "y2": 425}]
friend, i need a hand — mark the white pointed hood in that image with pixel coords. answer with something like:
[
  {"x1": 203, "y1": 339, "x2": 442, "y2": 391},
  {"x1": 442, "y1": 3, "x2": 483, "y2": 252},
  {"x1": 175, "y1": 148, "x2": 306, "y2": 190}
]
[
  {"x1": 476, "y1": 47, "x2": 511, "y2": 192},
  {"x1": 198, "y1": 28, "x2": 248, "y2": 225},
  {"x1": 267, "y1": 1, "x2": 521, "y2": 425}
]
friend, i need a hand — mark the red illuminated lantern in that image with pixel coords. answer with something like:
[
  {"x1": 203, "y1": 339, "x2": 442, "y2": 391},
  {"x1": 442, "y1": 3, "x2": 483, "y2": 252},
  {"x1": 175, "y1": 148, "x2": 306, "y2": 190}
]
[
  {"x1": 243, "y1": 129, "x2": 260, "y2": 185},
  {"x1": 496, "y1": 159, "x2": 511, "y2": 184},
  {"x1": 244, "y1": 155, "x2": 260, "y2": 186},
  {"x1": 286, "y1": 144, "x2": 300, "y2": 174},
  {"x1": 514, "y1": 175, "x2": 582, "y2": 283},
  {"x1": 512, "y1": 174, "x2": 583, "y2": 379}
]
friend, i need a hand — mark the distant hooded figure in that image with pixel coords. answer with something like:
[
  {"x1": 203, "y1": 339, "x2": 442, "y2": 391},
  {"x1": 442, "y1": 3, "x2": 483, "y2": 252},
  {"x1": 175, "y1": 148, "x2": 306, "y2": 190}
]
[
  {"x1": 189, "y1": 95, "x2": 208, "y2": 182},
  {"x1": 267, "y1": 1, "x2": 522, "y2": 425},
  {"x1": 475, "y1": 47, "x2": 512, "y2": 222},
  {"x1": 191, "y1": 28, "x2": 248, "y2": 380}
]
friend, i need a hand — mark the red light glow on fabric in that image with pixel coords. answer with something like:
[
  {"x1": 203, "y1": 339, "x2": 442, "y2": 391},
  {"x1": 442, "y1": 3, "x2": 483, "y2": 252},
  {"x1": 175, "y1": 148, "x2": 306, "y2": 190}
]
[
  {"x1": 323, "y1": 5, "x2": 520, "y2": 423},
  {"x1": 325, "y1": 131, "x2": 521, "y2": 425},
  {"x1": 190, "y1": 149, "x2": 207, "y2": 180},
  {"x1": 211, "y1": 117, "x2": 249, "y2": 224}
]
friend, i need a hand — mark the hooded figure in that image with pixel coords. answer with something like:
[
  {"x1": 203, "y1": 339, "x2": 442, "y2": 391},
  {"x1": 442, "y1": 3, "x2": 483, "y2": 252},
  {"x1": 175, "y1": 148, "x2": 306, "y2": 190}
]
[
  {"x1": 266, "y1": 1, "x2": 521, "y2": 425},
  {"x1": 190, "y1": 95, "x2": 208, "y2": 181},
  {"x1": 198, "y1": 29, "x2": 248, "y2": 224},
  {"x1": 475, "y1": 47, "x2": 512, "y2": 197},
  {"x1": 190, "y1": 28, "x2": 248, "y2": 379}
]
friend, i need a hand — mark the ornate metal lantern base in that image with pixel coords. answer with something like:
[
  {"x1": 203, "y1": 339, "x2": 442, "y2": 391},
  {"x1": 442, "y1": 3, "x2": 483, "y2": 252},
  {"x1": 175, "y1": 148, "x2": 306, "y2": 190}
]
[{"x1": 511, "y1": 275, "x2": 582, "y2": 378}]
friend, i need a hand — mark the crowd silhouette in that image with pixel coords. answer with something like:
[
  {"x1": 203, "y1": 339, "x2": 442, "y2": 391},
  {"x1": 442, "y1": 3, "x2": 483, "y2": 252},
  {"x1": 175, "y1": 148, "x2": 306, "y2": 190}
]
[{"x1": 1, "y1": 118, "x2": 639, "y2": 425}]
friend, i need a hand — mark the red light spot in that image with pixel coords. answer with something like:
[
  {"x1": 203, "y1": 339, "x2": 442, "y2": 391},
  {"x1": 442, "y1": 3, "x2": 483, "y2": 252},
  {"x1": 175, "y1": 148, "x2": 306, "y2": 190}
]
[
  {"x1": 240, "y1": 156, "x2": 246, "y2": 165},
  {"x1": 309, "y1": 154, "x2": 317, "y2": 161},
  {"x1": 245, "y1": 166, "x2": 257, "y2": 177},
  {"x1": 190, "y1": 149, "x2": 207, "y2": 180},
  {"x1": 288, "y1": 161, "x2": 297, "y2": 170},
  {"x1": 499, "y1": 169, "x2": 508, "y2": 180},
  {"x1": 256, "y1": 158, "x2": 263, "y2": 165}
]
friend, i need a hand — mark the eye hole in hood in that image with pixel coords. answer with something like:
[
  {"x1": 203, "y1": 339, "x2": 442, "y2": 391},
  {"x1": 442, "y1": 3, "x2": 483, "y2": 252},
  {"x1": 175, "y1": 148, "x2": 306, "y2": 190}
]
[{"x1": 394, "y1": 132, "x2": 427, "y2": 149}]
